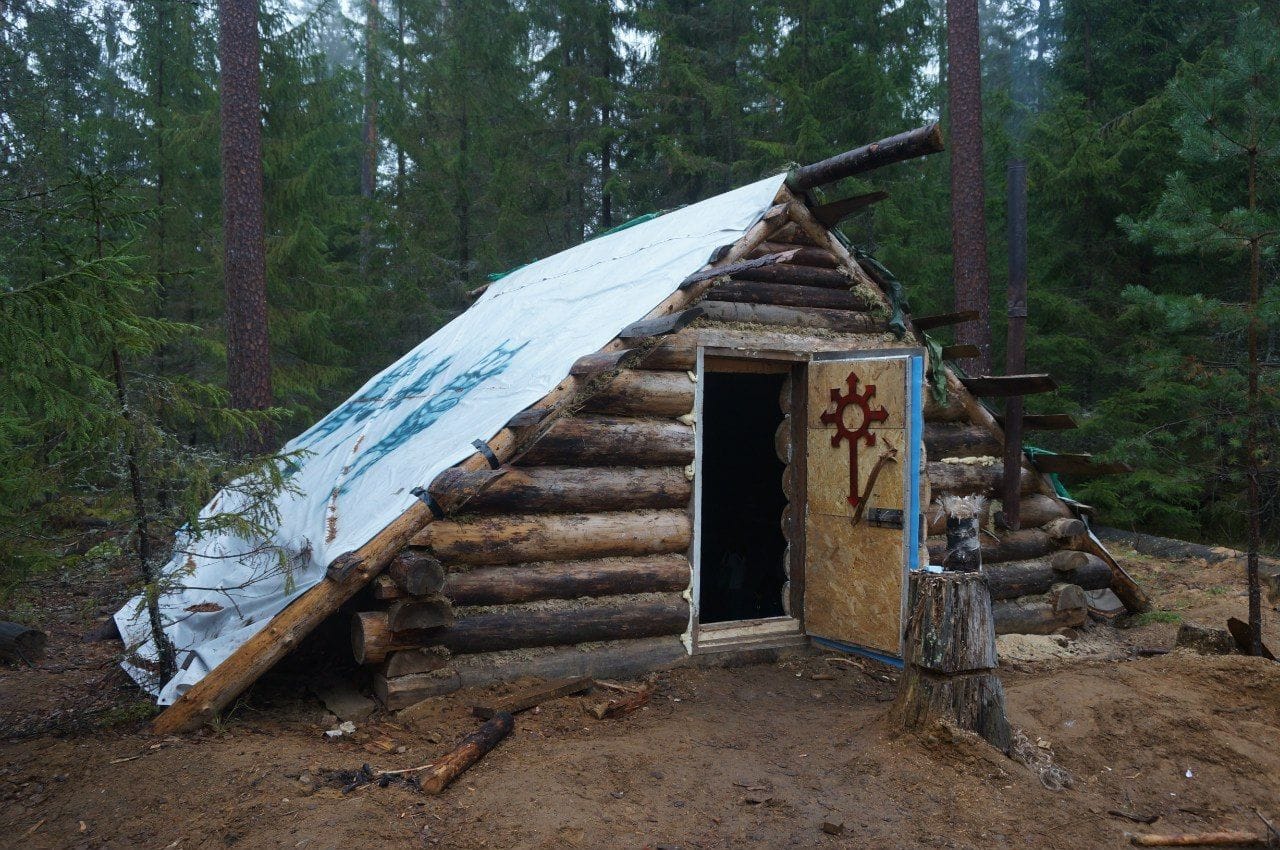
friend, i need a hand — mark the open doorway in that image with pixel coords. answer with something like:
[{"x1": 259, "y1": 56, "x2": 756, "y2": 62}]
[{"x1": 696, "y1": 368, "x2": 789, "y2": 625}]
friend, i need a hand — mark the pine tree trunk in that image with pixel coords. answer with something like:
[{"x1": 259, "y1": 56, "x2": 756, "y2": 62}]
[
  {"x1": 359, "y1": 0, "x2": 379, "y2": 280},
  {"x1": 1245, "y1": 144, "x2": 1263, "y2": 656},
  {"x1": 946, "y1": 0, "x2": 992, "y2": 375},
  {"x1": 219, "y1": 0, "x2": 274, "y2": 452}
]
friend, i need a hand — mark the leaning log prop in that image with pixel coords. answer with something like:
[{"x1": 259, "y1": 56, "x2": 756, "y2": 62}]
[
  {"x1": 890, "y1": 571, "x2": 1012, "y2": 752},
  {"x1": 786, "y1": 123, "x2": 946, "y2": 191}
]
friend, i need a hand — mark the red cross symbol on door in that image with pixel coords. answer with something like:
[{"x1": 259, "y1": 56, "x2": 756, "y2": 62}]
[{"x1": 820, "y1": 371, "x2": 889, "y2": 509}]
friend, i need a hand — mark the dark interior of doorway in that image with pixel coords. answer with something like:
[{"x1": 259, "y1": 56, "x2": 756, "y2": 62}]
[{"x1": 698, "y1": 370, "x2": 788, "y2": 624}]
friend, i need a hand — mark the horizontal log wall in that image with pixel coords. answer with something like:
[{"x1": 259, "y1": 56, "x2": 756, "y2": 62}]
[
  {"x1": 435, "y1": 466, "x2": 691, "y2": 514},
  {"x1": 580, "y1": 370, "x2": 695, "y2": 417},
  {"x1": 412, "y1": 510, "x2": 693, "y2": 565},
  {"x1": 518, "y1": 416, "x2": 694, "y2": 466},
  {"x1": 925, "y1": 493, "x2": 1074, "y2": 536},
  {"x1": 442, "y1": 555, "x2": 690, "y2": 606}
]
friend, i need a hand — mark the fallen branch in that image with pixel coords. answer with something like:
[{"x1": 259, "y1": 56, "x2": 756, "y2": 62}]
[
  {"x1": 421, "y1": 712, "x2": 514, "y2": 795},
  {"x1": 585, "y1": 685, "x2": 653, "y2": 720},
  {"x1": 1128, "y1": 831, "x2": 1268, "y2": 847},
  {"x1": 1110, "y1": 810, "x2": 1160, "y2": 825}
]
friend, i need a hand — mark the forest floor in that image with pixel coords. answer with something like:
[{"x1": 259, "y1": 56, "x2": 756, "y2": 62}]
[{"x1": 2, "y1": 547, "x2": 1279, "y2": 850}]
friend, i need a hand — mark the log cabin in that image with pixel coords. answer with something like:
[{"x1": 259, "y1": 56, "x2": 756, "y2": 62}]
[{"x1": 132, "y1": 125, "x2": 1149, "y2": 730}]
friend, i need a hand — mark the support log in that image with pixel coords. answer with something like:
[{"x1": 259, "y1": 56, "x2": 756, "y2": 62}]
[
  {"x1": 992, "y1": 584, "x2": 1088, "y2": 635},
  {"x1": 927, "y1": 460, "x2": 1035, "y2": 496},
  {"x1": 728, "y1": 263, "x2": 854, "y2": 290},
  {"x1": 750, "y1": 243, "x2": 839, "y2": 267},
  {"x1": 518, "y1": 416, "x2": 693, "y2": 467},
  {"x1": 707, "y1": 280, "x2": 875, "y2": 312},
  {"x1": 580, "y1": 371, "x2": 694, "y2": 417},
  {"x1": 983, "y1": 555, "x2": 1112, "y2": 600},
  {"x1": 442, "y1": 555, "x2": 690, "y2": 606},
  {"x1": 413, "y1": 510, "x2": 693, "y2": 565},
  {"x1": 435, "y1": 466, "x2": 690, "y2": 514},
  {"x1": 890, "y1": 571, "x2": 1011, "y2": 752},
  {"x1": 698, "y1": 301, "x2": 885, "y2": 334},
  {"x1": 787, "y1": 123, "x2": 945, "y2": 191},
  {"x1": 382, "y1": 595, "x2": 690, "y2": 656},
  {"x1": 924, "y1": 424, "x2": 1002, "y2": 459},
  {"x1": 420, "y1": 712, "x2": 514, "y2": 795},
  {"x1": 388, "y1": 595, "x2": 454, "y2": 632},
  {"x1": 927, "y1": 528, "x2": 1056, "y2": 565}
]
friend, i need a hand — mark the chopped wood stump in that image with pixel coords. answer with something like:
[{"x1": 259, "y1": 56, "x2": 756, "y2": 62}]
[{"x1": 890, "y1": 571, "x2": 1011, "y2": 752}]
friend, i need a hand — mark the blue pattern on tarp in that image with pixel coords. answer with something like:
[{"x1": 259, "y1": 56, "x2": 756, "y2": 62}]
[
  {"x1": 338, "y1": 339, "x2": 530, "y2": 490},
  {"x1": 294, "y1": 351, "x2": 446, "y2": 451}
]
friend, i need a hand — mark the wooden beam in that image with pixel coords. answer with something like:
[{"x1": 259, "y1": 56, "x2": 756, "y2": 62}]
[
  {"x1": 939, "y1": 344, "x2": 981, "y2": 360},
  {"x1": 443, "y1": 555, "x2": 690, "y2": 606},
  {"x1": 728, "y1": 263, "x2": 853, "y2": 290},
  {"x1": 810, "y1": 191, "x2": 890, "y2": 227},
  {"x1": 698, "y1": 301, "x2": 885, "y2": 334},
  {"x1": 749, "y1": 243, "x2": 839, "y2": 268},
  {"x1": 959, "y1": 374, "x2": 1058, "y2": 397},
  {"x1": 579, "y1": 371, "x2": 695, "y2": 417},
  {"x1": 997, "y1": 413, "x2": 1078, "y2": 431},
  {"x1": 913, "y1": 310, "x2": 980, "y2": 331},
  {"x1": 570, "y1": 349, "x2": 637, "y2": 377},
  {"x1": 786, "y1": 123, "x2": 946, "y2": 191},
  {"x1": 471, "y1": 677, "x2": 593, "y2": 720},
  {"x1": 436, "y1": 466, "x2": 691, "y2": 514},
  {"x1": 1030, "y1": 454, "x2": 1134, "y2": 476},
  {"x1": 413, "y1": 509, "x2": 693, "y2": 565},
  {"x1": 517, "y1": 416, "x2": 693, "y2": 467},
  {"x1": 706, "y1": 279, "x2": 875, "y2": 312},
  {"x1": 618, "y1": 307, "x2": 705, "y2": 340},
  {"x1": 677, "y1": 249, "x2": 799, "y2": 290}
]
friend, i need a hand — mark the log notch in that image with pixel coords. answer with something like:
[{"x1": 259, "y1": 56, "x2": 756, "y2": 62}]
[
  {"x1": 413, "y1": 510, "x2": 692, "y2": 565},
  {"x1": 517, "y1": 416, "x2": 693, "y2": 467},
  {"x1": 890, "y1": 571, "x2": 1011, "y2": 751},
  {"x1": 433, "y1": 466, "x2": 690, "y2": 514},
  {"x1": 387, "y1": 550, "x2": 445, "y2": 596},
  {"x1": 580, "y1": 370, "x2": 694, "y2": 417}
]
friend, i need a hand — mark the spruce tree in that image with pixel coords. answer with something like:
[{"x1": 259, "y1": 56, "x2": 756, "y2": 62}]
[{"x1": 1119, "y1": 8, "x2": 1278, "y2": 651}]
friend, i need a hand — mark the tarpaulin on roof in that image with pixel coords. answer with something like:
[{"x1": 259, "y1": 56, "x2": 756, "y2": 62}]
[{"x1": 116, "y1": 173, "x2": 787, "y2": 705}]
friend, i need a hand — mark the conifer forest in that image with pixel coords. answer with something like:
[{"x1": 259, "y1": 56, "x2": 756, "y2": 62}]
[{"x1": 2, "y1": 2, "x2": 1280, "y2": 846}]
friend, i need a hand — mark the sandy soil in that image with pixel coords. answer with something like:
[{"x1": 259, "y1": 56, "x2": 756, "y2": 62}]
[{"x1": 2, "y1": 547, "x2": 1278, "y2": 850}]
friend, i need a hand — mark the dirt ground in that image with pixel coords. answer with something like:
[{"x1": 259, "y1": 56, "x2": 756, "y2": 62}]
[{"x1": 2, "y1": 547, "x2": 1279, "y2": 849}]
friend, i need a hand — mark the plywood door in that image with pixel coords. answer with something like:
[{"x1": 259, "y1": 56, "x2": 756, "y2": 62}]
[{"x1": 803, "y1": 352, "x2": 922, "y2": 657}]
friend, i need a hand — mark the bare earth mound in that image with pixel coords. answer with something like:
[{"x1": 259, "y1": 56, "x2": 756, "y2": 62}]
[{"x1": 2, "y1": 550, "x2": 1277, "y2": 849}]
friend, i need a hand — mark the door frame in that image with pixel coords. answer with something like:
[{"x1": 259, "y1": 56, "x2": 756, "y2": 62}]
[{"x1": 687, "y1": 346, "x2": 808, "y2": 654}]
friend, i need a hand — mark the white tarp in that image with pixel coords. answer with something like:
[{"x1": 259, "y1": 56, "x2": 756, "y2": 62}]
[{"x1": 116, "y1": 173, "x2": 786, "y2": 704}]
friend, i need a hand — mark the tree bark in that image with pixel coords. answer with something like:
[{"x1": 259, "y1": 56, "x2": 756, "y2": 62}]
[
  {"x1": 946, "y1": 0, "x2": 992, "y2": 375},
  {"x1": 420, "y1": 712, "x2": 514, "y2": 794},
  {"x1": 413, "y1": 510, "x2": 693, "y2": 565},
  {"x1": 441, "y1": 555, "x2": 690, "y2": 606},
  {"x1": 891, "y1": 572, "x2": 1010, "y2": 751},
  {"x1": 219, "y1": 0, "x2": 274, "y2": 451},
  {"x1": 983, "y1": 555, "x2": 1111, "y2": 599},
  {"x1": 433, "y1": 466, "x2": 691, "y2": 514},
  {"x1": 517, "y1": 416, "x2": 693, "y2": 467},
  {"x1": 786, "y1": 123, "x2": 945, "y2": 191},
  {"x1": 580, "y1": 371, "x2": 695, "y2": 417},
  {"x1": 707, "y1": 279, "x2": 875, "y2": 312}
]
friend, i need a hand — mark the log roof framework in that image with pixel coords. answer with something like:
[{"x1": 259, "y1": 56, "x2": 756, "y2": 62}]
[{"x1": 147, "y1": 126, "x2": 1148, "y2": 732}]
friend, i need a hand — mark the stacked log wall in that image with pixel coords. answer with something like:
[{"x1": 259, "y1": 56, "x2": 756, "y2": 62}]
[{"x1": 357, "y1": 207, "x2": 1127, "y2": 710}]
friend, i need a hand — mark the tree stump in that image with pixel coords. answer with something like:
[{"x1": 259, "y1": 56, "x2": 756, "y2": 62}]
[{"x1": 890, "y1": 571, "x2": 1011, "y2": 752}]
